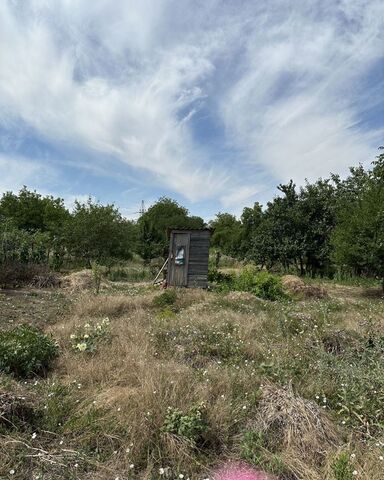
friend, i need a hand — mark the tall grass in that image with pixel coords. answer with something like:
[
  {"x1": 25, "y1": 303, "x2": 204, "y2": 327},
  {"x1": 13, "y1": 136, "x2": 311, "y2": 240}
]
[{"x1": 1, "y1": 282, "x2": 383, "y2": 479}]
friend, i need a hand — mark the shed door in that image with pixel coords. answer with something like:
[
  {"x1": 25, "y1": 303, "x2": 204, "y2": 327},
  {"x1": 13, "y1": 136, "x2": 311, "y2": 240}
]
[{"x1": 169, "y1": 233, "x2": 190, "y2": 286}]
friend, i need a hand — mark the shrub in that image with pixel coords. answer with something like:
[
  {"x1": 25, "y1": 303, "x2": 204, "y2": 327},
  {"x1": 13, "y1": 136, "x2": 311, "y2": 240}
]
[
  {"x1": 230, "y1": 268, "x2": 287, "y2": 301},
  {"x1": 210, "y1": 267, "x2": 287, "y2": 301},
  {"x1": 0, "y1": 262, "x2": 54, "y2": 289},
  {"x1": 153, "y1": 289, "x2": 177, "y2": 308},
  {"x1": 70, "y1": 318, "x2": 111, "y2": 353},
  {"x1": 208, "y1": 267, "x2": 234, "y2": 284},
  {"x1": 0, "y1": 325, "x2": 58, "y2": 377},
  {"x1": 162, "y1": 404, "x2": 208, "y2": 444}
]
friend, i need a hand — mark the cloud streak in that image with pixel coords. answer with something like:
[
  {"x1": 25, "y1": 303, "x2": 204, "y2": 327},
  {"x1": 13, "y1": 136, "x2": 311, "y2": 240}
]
[{"x1": 0, "y1": 0, "x2": 383, "y2": 210}]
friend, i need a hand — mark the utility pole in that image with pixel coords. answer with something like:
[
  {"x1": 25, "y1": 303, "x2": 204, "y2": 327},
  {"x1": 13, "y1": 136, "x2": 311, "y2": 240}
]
[{"x1": 139, "y1": 200, "x2": 146, "y2": 216}]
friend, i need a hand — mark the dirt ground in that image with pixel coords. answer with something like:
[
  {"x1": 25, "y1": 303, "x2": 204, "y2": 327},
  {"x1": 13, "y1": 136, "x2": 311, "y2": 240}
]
[{"x1": 0, "y1": 288, "x2": 72, "y2": 330}]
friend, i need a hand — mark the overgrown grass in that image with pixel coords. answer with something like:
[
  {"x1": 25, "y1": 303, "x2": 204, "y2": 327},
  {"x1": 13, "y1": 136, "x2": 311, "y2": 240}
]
[
  {"x1": 1, "y1": 279, "x2": 383, "y2": 479},
  {"x1": 210, "y1": 266, "x2": 288, "y2": 301}
]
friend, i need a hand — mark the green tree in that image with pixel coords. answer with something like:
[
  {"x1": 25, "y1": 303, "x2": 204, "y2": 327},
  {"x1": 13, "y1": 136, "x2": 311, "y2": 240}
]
[
  {"x1": 296, "y1": 179, "x2": 337, "y2": 276},
  {"x1": 209, "y1": 212, "x2": 243, "y2": 257},
  {"x1": 240, "y1": 202, "x2": 263, "y2": 259},
  {"x1": 137, "y1": 197, "x2": 205, "y2": 261},
  {"x1": 0, "y1": 187, "x2": 69, "y2": 233},
  {"x1": 65, "y1": 198, "x2": 135, "y2": 265},
  {"x1": 332, "y1": 149, "x2": 384, "y2": 290}
]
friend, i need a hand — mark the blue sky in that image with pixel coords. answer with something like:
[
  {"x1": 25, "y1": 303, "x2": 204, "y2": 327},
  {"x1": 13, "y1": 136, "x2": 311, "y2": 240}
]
[{"x1": 0, "y1": 0, "x2": 383, "y2": 221}]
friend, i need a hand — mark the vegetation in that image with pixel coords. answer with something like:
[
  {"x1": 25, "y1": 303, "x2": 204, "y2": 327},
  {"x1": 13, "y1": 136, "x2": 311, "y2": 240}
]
[
  {"x1": 137, "y1": 197, "x2": 204, "y2": 261},
  {"x1": 1, "y1": 150, "x2": 383, "y2": 290},
  {"x1": 0, "y1": 148, "x2": 383, "y2": 478},
  {"x1": 210, "y1": 149, "x2": 384, "y2": 287},
  {"x1": 1, "y1": 281, "x2": 383, "y2": 479},
  {"x1": 0, "y1": 325, "x2": 58, "y2": 377},
  {"x1": 210, "y1": 267, "x2": 287, "y2": 301}
]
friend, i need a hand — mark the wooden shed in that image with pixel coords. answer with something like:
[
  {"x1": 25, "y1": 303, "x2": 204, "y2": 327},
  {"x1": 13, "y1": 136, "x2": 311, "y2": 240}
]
[{"x1": 166, "y1": 229, "x2": 211, "y2": 288}]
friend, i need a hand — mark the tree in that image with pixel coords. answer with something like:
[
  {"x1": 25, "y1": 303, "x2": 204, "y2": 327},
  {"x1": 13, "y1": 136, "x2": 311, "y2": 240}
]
[
  {"x1": 239, "y1": 203, "x2": 263, "y2": 259},
  {"x1": 296, "y1": 179, "x2": 337, "y2": 276},
  {"x1": 65, "y1": 198, "x2": 135, "y2": 265},
  {"x1": 332, "y1": 150, "x2": 384, "y2": 290},
  {"x1": 137, "y1": 197, "x2": 205, "y2": 260},
  {"x1": 209, "y1": 212, "x2": 243, "y2": 257},
  {"x1": 0, "y1": 187, "x2": 69, "y2": 233}
]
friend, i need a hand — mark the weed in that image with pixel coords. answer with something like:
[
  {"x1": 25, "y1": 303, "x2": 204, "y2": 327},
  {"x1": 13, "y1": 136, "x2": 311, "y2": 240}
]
[
  {"x1": 154, "y1": 322, "x2": 246, "y2": 366},
  {"x1": 91, "y1": 261, "x2": 104, "y2": 294},
  {"x1": 241, "y1": 430, "x2": 289, "y2": 477},
  {"x1": 0, "y1": 325, "x2": 58, "y2": 377},
  {"x1": 70, "y1": 318, "x2": 111, "y2": 353},
  {"x1": 162, "y1": 404, "x2": 208, "y2": 445},
  {"x1": 153, "y1": 289, "x2": 178, "y2": 308},
  {"x1": 331, "y1": 452, "x2": 354, "y2": 480}
]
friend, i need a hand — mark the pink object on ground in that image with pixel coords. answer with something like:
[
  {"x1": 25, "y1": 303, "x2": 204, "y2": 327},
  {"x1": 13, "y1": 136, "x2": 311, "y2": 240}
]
[{"x1": 213, "y1": 463, "x2": 273, "y2": 480}]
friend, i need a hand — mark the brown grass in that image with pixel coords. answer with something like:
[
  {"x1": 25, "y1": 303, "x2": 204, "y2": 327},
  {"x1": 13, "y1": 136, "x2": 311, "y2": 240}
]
[
  {"x1": 282, "y1": 275, "x2": 327, "y2": 299},
  {"x1": 2, "y1": 280, "x2": 384, "y2": 479},
  {"x1": 253, "y1": 382, "x2": 342, "y2": 480}
]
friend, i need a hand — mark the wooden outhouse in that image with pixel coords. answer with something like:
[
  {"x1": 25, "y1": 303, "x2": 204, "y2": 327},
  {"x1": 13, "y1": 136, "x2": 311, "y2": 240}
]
[{"x1": 166, "y1": 229, "x2": 211, "y2": 288}]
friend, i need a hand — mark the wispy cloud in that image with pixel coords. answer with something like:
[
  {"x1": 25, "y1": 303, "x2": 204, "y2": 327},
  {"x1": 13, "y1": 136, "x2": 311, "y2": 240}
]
[
  {"x1": 0, "y1": 0, "x2": 383, "y2": 211},
  {"x1": 0, "y1": 153, "x2": 54, "y2": 193}
]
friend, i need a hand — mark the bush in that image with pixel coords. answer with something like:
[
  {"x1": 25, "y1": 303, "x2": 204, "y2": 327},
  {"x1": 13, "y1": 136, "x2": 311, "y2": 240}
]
[
  {"x1": 208, "y1": 267, "x2": 234, "y2": 284},
  {"x1": 0, "y1": 325, "x2": 58, "y2": 377},
  {"x1": 234, "y1": 270, "x2": 287, "y2": 301},
  {"x1": 209, "y1": 267, "x2": 287, "y2": 301},
  {"x1": 153, "y1": 289, "x2": 177, "y2": 308},
  {"x1": 0, "y1": 262, "x2": 54, "y2": 289},
  {"x1": 162, "y1": 404, "x2": 208, "y2": 444}
]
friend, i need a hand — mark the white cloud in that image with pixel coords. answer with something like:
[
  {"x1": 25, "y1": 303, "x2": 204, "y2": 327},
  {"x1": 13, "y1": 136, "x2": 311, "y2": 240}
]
[
  {"x1": 0, "y1": 1, "x2": 239, "y2": 202},
  {"x1": 0, "y1": 0, "x2": 383, "y2": 210},
  {"x1": 219, "y1": 0, "x2": 384, "y2": 184},
  {"x1": 0, "y1": 153, "x2": 53, "y2": 193}
]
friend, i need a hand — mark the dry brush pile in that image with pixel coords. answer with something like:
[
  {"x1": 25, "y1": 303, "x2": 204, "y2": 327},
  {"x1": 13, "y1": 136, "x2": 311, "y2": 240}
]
[{"x1": 0, "y1": 281, "x2": 383, "y2": 480}]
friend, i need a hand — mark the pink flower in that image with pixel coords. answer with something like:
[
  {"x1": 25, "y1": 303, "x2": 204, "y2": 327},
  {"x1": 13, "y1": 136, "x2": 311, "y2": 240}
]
[{"x1": 213, "y1": 463, "x2": 274, "y2": 480}]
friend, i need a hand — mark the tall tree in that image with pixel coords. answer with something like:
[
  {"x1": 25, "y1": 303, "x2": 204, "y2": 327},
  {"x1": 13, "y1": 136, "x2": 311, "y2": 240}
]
[
  {"x1": 137, "y1": 197, "x2": 205, "y2": 261},
  {"x1": 332, "y1": 149, "x2": 384, "y2": 289},
  {"x1": 0, "y1": 187, "x2": 69, "y2": 233},
  {"x1": 65, "y1": 198, "x2": 135, "y2": 265},
  {"x1": 209, "y1": 212, "x2": 243, "y2": 257}
]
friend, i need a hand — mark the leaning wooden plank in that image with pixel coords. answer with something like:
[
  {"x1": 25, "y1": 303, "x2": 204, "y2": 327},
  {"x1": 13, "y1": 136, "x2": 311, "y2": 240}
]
[{"x1": 153, "y1": 257, "x2": 169, "y2": 284}]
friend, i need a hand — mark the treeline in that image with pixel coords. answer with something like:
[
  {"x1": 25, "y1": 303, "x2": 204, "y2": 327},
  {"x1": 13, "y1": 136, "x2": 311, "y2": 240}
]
[
  {"x1": 0, "y1": 192, "x2": 204, "y2": 271},
  {"x1": 0, "y1": 149, "x2": 383, "y2": 286},
  {"x1": 210, "y1": 148, "x2": 384, "y2": 285}
]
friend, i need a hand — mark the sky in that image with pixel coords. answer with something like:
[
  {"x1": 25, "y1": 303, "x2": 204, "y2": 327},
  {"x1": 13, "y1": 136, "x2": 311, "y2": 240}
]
[{"x1": 0, "y1": 0, "x2": 383, "y2": 221}]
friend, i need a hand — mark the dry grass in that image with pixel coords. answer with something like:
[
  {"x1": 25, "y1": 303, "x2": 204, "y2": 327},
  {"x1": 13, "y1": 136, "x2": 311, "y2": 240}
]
[
  {"x1": 61, "y1": 269, "x2": 95, "y2": 292},
  {"x1": 281, "y1": 275, "x2": 327, "y2": 299},
  {"x1": 1, "y1": 281, "x2": 383, "y2": 479},
  {"x1": 253, "y1": 382, "x2": 341, "y2": 480}
]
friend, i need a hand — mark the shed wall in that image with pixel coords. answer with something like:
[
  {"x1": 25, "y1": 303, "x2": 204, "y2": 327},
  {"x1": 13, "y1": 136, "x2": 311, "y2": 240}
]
[{"x1": 187, "y1": 230, "x2": 210, "y2": 288}]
